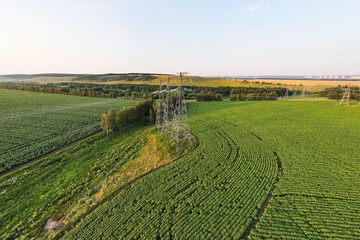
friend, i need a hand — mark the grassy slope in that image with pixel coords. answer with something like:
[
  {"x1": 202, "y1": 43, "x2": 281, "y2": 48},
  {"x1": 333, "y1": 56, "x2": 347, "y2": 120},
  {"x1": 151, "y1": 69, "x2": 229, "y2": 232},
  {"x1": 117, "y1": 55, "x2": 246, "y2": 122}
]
[
  {"x1": 0, "y1": 126, "x2": 192, "y2": 239},
  {"x1": 0, "y1": 89, "x2": 136, "y2": 173},
  {"x1": 64, "y1": 101, "x2": 359, "y2": 239}
]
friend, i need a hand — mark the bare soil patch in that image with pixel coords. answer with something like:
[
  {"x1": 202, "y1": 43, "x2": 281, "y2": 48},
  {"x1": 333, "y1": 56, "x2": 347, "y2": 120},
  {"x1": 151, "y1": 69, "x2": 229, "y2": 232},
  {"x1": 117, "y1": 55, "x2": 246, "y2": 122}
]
[{"x1": 43, "y1": 218, "x2": 64, "y2": 232}]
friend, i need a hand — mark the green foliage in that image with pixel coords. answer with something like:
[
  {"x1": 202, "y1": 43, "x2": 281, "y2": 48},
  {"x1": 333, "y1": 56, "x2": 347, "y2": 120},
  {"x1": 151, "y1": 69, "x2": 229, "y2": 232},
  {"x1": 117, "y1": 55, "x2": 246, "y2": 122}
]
[
  {"x1": 230, "y1": 89, "x2": 278, "y2": 101},
  {"x1": 195, "y1": 92, "x2": 223, "y2": 101},
  {"x1": 321, "y1": 86, "x2": 360, "y2": 100},
  {"x1": 0, "y1": 89, "x2": 135, "y2": 173},
  {"x1": 103, "y1": 98, "x2": 154, "y2": 134},
  {"x1": 100, "y1": 110, "x2": 116, "y2": 135},
  {"x1": 0, "y1": 84, "x2": 119, "y2": 99},
  {"x1": 1, "y1": 81, "x2": 288, "y2": 102}
]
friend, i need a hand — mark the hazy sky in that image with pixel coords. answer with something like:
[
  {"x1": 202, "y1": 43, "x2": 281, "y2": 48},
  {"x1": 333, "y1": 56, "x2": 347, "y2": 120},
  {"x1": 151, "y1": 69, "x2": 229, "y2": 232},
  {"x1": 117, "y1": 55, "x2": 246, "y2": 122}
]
[{"x1": 0, "y1": 0, "x2": 359, "y2": 76}]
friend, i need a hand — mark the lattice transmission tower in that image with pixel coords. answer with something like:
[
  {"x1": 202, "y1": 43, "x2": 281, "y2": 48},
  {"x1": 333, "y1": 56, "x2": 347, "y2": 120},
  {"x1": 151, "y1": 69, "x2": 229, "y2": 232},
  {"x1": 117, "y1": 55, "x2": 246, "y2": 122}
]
[
  {"x1": 154, "y1": 73, "x2": 193, "y2": 151},
  {"x1": 162, "y1": 77, "x2": 175, "y2": 137},
  {"x1": 171, "y1": 72, "x2": 193, "y2": 151},
  {"x1": 339, "y1": 85, "x2": 351, "y2": 106}
]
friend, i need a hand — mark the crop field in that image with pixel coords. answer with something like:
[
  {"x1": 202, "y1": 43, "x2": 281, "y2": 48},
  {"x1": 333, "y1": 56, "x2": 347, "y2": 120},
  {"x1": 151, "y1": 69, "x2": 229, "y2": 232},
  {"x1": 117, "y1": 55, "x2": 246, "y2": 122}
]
[
  {"x1": 61, "y1": 101, "x2": 359, "y2": 239},
  {"x1": 0, "y1": 124, "x2": 192, "y2": 239},
  {"x1": 0, "y1": 89, "x2": 136, "y2": 173},
  {"x1": 1, "y1": 99, "x2": 359, "y2": 239}
]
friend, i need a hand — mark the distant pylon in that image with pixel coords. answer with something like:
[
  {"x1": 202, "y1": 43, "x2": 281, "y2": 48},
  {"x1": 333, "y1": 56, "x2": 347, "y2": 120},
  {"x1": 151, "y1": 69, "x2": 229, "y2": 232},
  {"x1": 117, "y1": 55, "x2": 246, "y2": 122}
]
[
  {"x1": 284, "y1": 89, "x2": 289, "y2": 98},
  {"x1": 300, "y1": 86, "x2": 306, "y2": 99},
  {"x1": 339, "y1": 85, "x2": 351, "y2": 106},
  {"x1": 156, "y1": 80, "x2": 164, "y2": 130}
]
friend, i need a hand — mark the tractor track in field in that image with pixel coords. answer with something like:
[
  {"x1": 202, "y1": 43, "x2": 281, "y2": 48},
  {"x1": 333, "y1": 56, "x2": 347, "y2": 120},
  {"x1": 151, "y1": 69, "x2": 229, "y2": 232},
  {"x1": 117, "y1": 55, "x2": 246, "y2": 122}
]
[
  {"x1": 208, "y1": 116, "x2": 284, "y2": 239},
  {"x1": 241, "y1": 151, "x2": 283, "y2": 239}
]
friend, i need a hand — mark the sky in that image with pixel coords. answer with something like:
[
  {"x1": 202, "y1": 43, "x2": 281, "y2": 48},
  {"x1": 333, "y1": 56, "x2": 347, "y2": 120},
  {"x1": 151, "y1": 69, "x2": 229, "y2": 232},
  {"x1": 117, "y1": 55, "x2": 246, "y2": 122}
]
[{"x1": 0, "y1": 0, "x2": 359, "y2": 76}]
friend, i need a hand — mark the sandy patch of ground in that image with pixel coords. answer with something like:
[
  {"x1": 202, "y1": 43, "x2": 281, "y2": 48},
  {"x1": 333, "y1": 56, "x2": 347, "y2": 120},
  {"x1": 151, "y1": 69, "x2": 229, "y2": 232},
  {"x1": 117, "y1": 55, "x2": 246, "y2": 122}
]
[{"x1": 43, "y1": 218, "x2": 64, "y2": 232}]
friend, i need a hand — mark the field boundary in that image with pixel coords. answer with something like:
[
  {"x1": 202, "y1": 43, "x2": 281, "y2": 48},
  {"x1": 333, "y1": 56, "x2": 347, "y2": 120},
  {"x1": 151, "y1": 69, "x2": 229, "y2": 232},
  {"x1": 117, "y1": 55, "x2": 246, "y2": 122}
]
[{"x1": 0, "y1": 130, "x2": 102, "y2": 178}]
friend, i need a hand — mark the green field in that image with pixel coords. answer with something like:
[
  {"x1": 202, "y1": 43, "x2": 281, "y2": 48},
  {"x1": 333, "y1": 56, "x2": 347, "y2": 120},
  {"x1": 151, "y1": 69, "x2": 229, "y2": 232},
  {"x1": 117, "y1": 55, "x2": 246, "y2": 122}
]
[
  {"x1": 0, "y1": 124, "x2": 193, "y2": 239},
  {"x1": 62, "y1": 101, "x2": 359, "y2": 239},
  {"x1": 0, "y1": 89, "x2": 136, "y2": 173},
  {"x1": 1, "y1": 100, "x2": 359, "y2": 239}
]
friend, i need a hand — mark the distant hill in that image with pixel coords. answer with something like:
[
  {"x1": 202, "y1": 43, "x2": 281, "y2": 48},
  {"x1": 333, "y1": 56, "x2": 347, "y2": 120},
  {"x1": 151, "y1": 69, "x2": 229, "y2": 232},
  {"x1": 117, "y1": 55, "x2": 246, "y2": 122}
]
[
  {"x1": 0, "y1": 76, "x2": 17, "y2": 82},
  {"x1": 3, "y1": 73, "x2": 84, "y2": 79},
  {"x1": 3, "y1": 72, "x2": 330, "y2": 89},
  {"x1": 0, "y1": 73, "x2": 85, "y2": 83},
  {"x1": 72, "y1": 73, "x2": 167, "y2": 83}
]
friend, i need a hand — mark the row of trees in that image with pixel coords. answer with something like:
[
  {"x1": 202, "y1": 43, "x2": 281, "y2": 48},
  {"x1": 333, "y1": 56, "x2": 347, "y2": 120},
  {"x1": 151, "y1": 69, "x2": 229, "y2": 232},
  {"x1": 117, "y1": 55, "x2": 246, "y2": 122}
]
[
  {"x1": 229, "y1": 92, "x2": 278, "y2": 101},
  {"x1": 195, "y1": 91, "x2": 223, "y2": 101},
  {"x1": 191, "y1": 88, "x2": 282, "y2": 101},
  {"x1": 1, "y1": 82, "x2": 288, "y2": 101},
  {"x1": 321, "y1": 86, "x2": 360, "y2": 100},
  {"x1": 0, "y1": 84, "x2": 119, "y2": 98},
  {"x1": 100, "y1": 99, "x2": 155, "y2": 135}
]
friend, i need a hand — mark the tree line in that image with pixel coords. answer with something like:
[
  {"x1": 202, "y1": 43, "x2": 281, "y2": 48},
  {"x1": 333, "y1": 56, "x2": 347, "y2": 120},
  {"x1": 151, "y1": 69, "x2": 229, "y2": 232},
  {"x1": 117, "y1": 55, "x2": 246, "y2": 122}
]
[
  {"x1": 1, "y1": 82, "x2": 287, "y2": 101},
  {"x1": 195, "y1": 91, "x2": 223, "y2": 101},
  {"x1": 229, "y1": 89, "x2": 278, "y2": 101},
  {"x1": 100, "y1": 98, "x2": 155, "y2": 135},
  {"x1": 320, "y1": 86, "x2": 360, "y2": 100},
  {"x1": 0, "y1": 83, "x2": 119, "y2": 98}
]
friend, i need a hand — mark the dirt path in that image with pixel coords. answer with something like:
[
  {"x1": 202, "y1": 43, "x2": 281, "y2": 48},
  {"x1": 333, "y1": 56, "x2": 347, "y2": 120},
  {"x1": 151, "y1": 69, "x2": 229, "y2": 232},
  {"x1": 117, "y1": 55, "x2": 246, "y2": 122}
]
[
  {"x1": 241, "y1": 151, "x2": 283, "y2": 239},
  {"x1": 0, "y1": 131, "x2": 102, "y2": 178}
]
